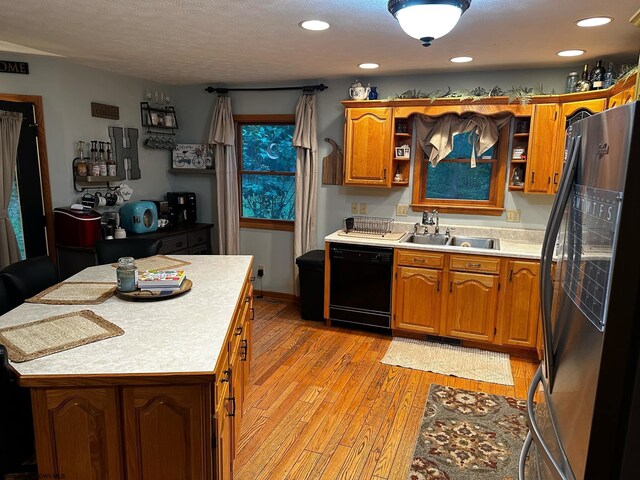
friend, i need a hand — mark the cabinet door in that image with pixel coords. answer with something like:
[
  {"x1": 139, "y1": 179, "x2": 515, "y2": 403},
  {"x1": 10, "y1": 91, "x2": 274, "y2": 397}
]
[
  {"x1": 551, "y1": 98, "x2": 607, "y2": 192},
  {"x1": 608, "y1": 85, "x2": 636, "y2": 109},
  {"x1": 122, "y1": 385, "x2": 207, "y2": 480},
  {"x1": 31, "y1": 387, "x2": 123, "y2": 480},
  {"x1": 445, "y1": 271, "x2": 499, "y2": 342},
  {"x1": 394, "y1": 266, "x2": 442, "y2": 334},
  {"x1": 501, "y1": 260, "x2": 540, "y2": 348},
  {"x1": 215, "y1": 382, "x2": 233, "y2": 480},
  {"x1": 344, "y1": 107, "x2": 392, "y2": 186},
  {"x1": 526, "y1": 104, "x2": 560, "y2": 194}
]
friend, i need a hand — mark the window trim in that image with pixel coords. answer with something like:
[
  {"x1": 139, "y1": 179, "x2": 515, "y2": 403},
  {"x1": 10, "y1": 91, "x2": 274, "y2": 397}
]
[
  {"x1": 235, "y1": 114, "x2": 296, "y2": 230},
  {"x1": 410, "y1": 125, "x2": 509, "y2": 216}
]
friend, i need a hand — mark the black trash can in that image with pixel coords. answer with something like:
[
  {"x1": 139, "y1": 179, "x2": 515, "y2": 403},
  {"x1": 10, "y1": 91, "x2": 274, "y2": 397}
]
[{"x1": 295, "y1": 249, "x2": 325, "y2": 321}]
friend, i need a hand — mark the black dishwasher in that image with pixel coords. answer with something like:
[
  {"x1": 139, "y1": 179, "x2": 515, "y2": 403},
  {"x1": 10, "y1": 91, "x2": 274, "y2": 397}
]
[{"x1": 329, "y1": 243, "x2": 393, "y2": 329}]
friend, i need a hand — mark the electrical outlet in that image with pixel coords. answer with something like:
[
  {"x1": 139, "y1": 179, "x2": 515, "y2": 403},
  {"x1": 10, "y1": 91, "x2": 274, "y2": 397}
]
[
  {"x1": 359, "y1": 203, "x2": 367, "y2": 215},
  {"x1": 351, "y1": 203, "x2": 359, "y2": 214},
  {"x1": 506, "y1": 209, "x2": 521, "y2": 222},
  {"x1": 396, "y1": 204, "x2": 409, "y2": 216},
  {"x1": 257, "y1": 264, "x2": 265, "y2": 276}
]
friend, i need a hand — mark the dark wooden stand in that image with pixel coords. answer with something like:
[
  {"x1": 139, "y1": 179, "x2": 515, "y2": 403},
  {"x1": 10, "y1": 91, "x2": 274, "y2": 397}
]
[{"x1": 56, "y1": 223, "x2": 214, "y2": 279}]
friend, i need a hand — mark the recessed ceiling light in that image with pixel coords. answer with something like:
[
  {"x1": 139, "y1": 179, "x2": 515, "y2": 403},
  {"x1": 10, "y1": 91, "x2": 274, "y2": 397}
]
[
  {"x1": 359, "y1": 63, "x2": 380, "y2": 69},
  {"x1": 557, "y1": 49, "x2": 586, "y2": 57},
  {"x1": 450, "y1": 56, "x2": 473, "y2": 63},
  {"x1": 300, "y1": 20, "x2": 330, "y2": 31},
  {"x1": 576, "y1": 16, "x2": 613, "y2": 27}
]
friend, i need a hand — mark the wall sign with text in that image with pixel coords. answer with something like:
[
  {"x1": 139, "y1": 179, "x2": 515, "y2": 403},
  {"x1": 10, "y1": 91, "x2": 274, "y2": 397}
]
[{"x1": 0, "y1": 60, "x2": 29, "y2": 75}]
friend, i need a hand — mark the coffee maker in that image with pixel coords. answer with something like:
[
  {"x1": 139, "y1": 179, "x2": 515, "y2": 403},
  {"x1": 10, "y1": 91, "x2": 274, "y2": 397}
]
[{"x1": 167, "y1": 192, "x2": 196, "y2": 225}]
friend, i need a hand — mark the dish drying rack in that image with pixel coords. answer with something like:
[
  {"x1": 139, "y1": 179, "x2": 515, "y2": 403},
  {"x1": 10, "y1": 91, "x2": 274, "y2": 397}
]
[{"x1": 344, "y1": 216, "x2": 394, "y2": 236}]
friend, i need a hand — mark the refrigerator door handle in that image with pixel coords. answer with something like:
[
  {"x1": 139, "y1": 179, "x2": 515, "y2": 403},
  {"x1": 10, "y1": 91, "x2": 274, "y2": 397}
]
[
  {"x1": 526, "y1": 366, "x2": 569, "y2": 480},
  {"x1": 518, "y1": 431, "x2": 533, "y2": 480},
  {"x1": 540, "y1": 134, "x2": 582, "y2": 385}
]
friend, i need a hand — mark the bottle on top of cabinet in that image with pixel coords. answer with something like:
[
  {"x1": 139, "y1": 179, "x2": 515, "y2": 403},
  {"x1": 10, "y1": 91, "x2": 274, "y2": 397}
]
[
  {"x1": 590, "y1": 60, "x2": 606, "y2": 90},
  {"x1": 603, "y1": 62, "x2": 615, "y2": 89},
  {"x1": 576, "y1": 64, "x2": 591, "y2": 92}
]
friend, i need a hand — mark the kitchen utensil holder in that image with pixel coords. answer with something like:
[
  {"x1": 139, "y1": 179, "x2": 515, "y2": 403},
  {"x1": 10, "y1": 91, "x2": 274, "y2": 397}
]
[{"x1": 344, "y1": 216, "x2": 393, "y2": 235}]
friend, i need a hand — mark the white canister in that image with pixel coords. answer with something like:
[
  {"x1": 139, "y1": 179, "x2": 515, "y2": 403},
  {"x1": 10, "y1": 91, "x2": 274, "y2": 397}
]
[{"x1": 114, "y1": 227, "x2": 127, "y2": 239}]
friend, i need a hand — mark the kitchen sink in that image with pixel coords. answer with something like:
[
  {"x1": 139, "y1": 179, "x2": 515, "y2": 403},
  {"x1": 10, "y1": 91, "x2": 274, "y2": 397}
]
[
  {"x1": 448, "y1": 236, "x2": 500, "y2": 250},
  {"x1": 401, "y1": 234, "x2": 450, "y2": 246}
]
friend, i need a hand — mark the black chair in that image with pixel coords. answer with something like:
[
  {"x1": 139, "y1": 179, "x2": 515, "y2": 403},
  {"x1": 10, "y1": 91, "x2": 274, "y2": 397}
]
[
  {"x1": 0, "y1": 280, "x2": 36, "y2": 477},
  {"x1": 94, "y1": 238, "x2": 162, "y2": 265},
  {"x1": 0, "y1": 255, "x2": 60, "y2": 310}
]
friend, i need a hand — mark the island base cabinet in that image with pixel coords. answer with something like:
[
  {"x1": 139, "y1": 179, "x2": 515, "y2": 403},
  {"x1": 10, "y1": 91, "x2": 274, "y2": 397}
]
[
  {"x1": 122, "y1": 385, "x2": 209, "y2": 480},
  {"x1": 444, "y1": 271, "x2": 499, "y2": 342},
  {"x1": 31, "y1": 387, "x2": 124, "y2": 480}
]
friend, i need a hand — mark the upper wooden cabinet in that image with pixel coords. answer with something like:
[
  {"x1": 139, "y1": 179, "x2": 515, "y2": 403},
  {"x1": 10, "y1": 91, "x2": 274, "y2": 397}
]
[
  {"x1": 608, "y1": 85, "x2": 636, "y2": 109},
  {"x1": 525, "y1": 104, "x2": 560, "y2": 194},
  {"x1": 344, "y1": 107, "x2": 393, "y2": 186}
]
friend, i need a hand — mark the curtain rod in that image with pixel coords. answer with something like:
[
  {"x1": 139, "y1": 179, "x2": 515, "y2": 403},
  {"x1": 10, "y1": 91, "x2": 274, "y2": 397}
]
[{"x1": 204, "y1": 83, "x2": 328, "y2": 94}]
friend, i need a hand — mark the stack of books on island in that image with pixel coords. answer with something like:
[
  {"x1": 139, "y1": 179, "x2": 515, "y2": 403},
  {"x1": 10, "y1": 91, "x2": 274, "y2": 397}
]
[{"x1": 137, "y1": 269, "x2": 186, "y2": 292}]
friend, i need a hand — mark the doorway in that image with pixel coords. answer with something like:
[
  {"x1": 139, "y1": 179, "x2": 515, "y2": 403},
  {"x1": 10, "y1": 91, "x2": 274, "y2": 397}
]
[{"x1": 0, "y1": 95, "x2": 54, "y2": 260}]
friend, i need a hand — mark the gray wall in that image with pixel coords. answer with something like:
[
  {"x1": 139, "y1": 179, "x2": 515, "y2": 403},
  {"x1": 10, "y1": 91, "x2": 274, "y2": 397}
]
[{"x1": 0, "y1": 55, "x2": 582, "y2": 294}]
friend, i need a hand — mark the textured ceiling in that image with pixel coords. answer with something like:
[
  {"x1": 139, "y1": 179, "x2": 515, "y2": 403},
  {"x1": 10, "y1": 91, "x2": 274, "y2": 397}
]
[{"x1": 0, "y1": 0, "x2": 638, "y2": 85}]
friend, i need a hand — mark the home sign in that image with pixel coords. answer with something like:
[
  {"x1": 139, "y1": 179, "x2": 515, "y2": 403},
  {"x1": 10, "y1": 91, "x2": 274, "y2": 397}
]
[{"x1": 0, "y1": 60, "x2": 29, "y2": 75}]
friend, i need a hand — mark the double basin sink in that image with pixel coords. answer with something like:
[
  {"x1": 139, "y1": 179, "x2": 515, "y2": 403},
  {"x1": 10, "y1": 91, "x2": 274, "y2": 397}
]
[{"x1": 402, "y1": 234, "x2": 500, "y2": 250}]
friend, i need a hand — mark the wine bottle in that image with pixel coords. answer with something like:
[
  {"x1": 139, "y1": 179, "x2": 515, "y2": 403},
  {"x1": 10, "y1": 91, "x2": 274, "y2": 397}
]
[
  {"x1": 590, "y1": 60, "x2": 606, "y2": 90},
  {"x1": 603, "y1": 62, "x2": 615, "y2": 89},
  {"x1": 576, "y1": 64, "x2": 591, "y2": 92}
]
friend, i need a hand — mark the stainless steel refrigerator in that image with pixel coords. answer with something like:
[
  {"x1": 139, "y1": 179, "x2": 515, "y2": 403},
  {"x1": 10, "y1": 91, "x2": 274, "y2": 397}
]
[{"x1": 520, "y1": 101, "x2": 640, "y2": 480}]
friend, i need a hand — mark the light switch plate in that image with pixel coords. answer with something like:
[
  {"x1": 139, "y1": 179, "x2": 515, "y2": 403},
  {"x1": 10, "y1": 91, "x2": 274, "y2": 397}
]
[
  {"x1": 359, "y1": 203, "x2": 368, "y2": 215},
  {"x1": 396, "y1": 204, "x2": 409, "y2": 216},
  {"x1": 506, "y1": 209, "x2": 521, "y2": 222},
  {"x1": 351, "y1": 203, "x2": 359, "y2": 214}
]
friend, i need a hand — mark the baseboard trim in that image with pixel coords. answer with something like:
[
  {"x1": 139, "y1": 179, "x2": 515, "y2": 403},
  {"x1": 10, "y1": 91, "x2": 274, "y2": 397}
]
[{"x1": 254, "y1": 290, "x2": 298, "y2": 303}]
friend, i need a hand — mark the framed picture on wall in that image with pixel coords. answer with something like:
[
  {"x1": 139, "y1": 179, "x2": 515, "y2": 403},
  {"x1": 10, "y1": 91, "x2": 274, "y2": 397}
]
[
  {"x1": 395, "y1": 145, "x2": 410, "y2": 158},
  {"x1": 172, "y1": 144, "x2": 214, "y2": 169}
]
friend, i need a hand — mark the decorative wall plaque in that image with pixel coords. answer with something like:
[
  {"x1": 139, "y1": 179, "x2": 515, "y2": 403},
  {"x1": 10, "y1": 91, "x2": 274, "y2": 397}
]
[
  {"x1": 91, "y1": 102, "x2": 120, "y2": 120},
  {"x1": 0, "y1": 60, "x2": 29, "y2": 75}
]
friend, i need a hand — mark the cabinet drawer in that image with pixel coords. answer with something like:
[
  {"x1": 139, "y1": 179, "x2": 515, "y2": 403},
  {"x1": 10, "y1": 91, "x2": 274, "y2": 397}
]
[
  {"x1": 188, "y1": 230, "x2": 208, "y2": 248},
  {"x1": 396, "y1": 249, "x2": 444, "y2": 269},
  {"x1": 159, "y1": 234, "x2": 188, "y2": 253},
  {"x1": 449, "y1": 255, "x2": 500, "y2": 274}
]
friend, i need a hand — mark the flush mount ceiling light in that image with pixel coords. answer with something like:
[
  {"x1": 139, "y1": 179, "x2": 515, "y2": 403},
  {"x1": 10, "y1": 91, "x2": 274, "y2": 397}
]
[
  {"x1": 299, "y1": 20, "x2": 330, "y2": 31},
  {"x1": 576, "y1": 16, "x2": 613, "y2": 27},
  {"x1": 450, "y1": 56, "x2": 473, "y2": 63},
  {"x1": 557, "y1": 49, "x2": 586, "y2": 57},
  {"x1": 359, "y1": 63, "x2": 380, "y2": 69},
  {"x1": 388, "y1": 0, "x2": 471, "y2": 47}
]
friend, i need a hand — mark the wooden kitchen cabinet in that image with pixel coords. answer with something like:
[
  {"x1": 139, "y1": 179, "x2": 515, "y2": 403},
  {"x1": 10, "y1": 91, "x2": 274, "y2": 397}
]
[
  {"x1": 525, "y1": 104, "x2": 561, "y2": 194},
  {"x1": 344, "y1": 107, "x2": 393, "y2": 186},
  {"x1": 608, "y1": 85, "x2": 636, "y2": 109},
  {"x1": 501, "y1": 260, "x2": 540, "y2": 348},
  {"x1": 214, "y1": 375, "x2": 233, "y2": 480},
  {"x1": 445, "y1": 271, "x2": 500, "y2": 342},
  {"x1": 395, "y1": 265, "x2": 443, "y2": 334}
]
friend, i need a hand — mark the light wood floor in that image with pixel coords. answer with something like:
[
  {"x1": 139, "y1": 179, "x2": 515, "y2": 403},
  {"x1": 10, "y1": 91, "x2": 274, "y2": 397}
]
[{"x1": 234, "y1": 299, "x2": 539, "y2": 480}]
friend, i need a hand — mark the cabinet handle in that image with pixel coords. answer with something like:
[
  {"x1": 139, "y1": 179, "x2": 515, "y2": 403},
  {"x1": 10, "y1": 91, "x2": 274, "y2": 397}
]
[
  {"x1": 413, "y1": 258, "x2": 425, "y2": 264},
  {"x1": 509, "y1": 269, "x2": 514, "y2": 282},
  {"x1": 240, "y1": 340, "x2": 248, "y2": 361},
  {"x1": 383, "y1": 168, "x2": 387, "y2": 180},
  {"x1": 251, "y1": 307, "x2": 255, "y2": 321},
  {"x1": 221, "y1": 369, "x2": 230, "y2": 383},
  {"x1": 547, "y1": 176, "x2": 551, "y2": 184},
  {"x1": 436, "y1": 280, "x2": 440, "y2": 292},
  {"x1": 531, "y1": 171, "x2": 535, "y2": 183},
  {"x1": 245, "y1": 296, "x2": 250, "y2": 303},
  {"x1": 553, "y1": 172, "x2": 559, "y2": 184},
  {"x1": 235, "y1": 326, "x2": 243, "y2": 336},
  {"x1": 176, "y1": 241, "x2": 183, "y2": 247},
  {"x1": 228, "y1": 396, "x2": 236, "y2": 417},
  {"x1": 467, "y1": 263, "x2": 481, "y2": 268},
  {"x1": 449, "y1": 281, "x2": 453, "y2": 293}
]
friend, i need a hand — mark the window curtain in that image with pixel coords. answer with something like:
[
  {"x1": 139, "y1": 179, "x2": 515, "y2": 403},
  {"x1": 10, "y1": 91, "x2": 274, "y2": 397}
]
[
  {"x1": 292, "y1": 93, "x2": 318, "y2": 294},
  {"x1": 415, "y1": 112, "x2": 512, "y2": 167},
  {"x1": 208, "y1": 95, "x2": 240, "y2": 255},
  {"x1": 0, "y1": 110, "x2": 22, "y2": 268}
]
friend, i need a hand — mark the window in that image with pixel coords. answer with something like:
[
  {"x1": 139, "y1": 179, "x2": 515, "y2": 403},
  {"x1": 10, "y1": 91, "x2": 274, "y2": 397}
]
[
  {"x1": 411, "y1": 125, "x2": 509, "y2": 215},
  {"x1": 235, "y1": 115, "x2": 296, "y2": 230}
]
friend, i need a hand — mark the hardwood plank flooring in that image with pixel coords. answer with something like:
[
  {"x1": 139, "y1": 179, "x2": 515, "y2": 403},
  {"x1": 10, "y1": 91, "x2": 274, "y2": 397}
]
[{"x1": 235, "y1": 299, "x2": 538, "y2": 480}]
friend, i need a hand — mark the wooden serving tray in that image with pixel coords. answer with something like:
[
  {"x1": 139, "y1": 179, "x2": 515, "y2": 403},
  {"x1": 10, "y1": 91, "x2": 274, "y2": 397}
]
[{"x1": 115, "y1": 279, "x2": 192, "y2": 301}]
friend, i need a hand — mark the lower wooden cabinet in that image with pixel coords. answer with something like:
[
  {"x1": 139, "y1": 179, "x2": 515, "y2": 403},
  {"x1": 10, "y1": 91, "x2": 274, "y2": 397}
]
[
  {"x1": 501, "y1": 260, "x2": 540, "y2": 348},
  {"x1": 395, "y1": 266, "x2": 443, "y2": 334},
  {"x1": 215, "y1": 379, "x2": 233, "y2": 480},
  {"x1": 393, "y1": 250, "x2": 540, "y2": 351},
  {"x1": 445, "y1": 271, "x2": 499, "y2": 342}
]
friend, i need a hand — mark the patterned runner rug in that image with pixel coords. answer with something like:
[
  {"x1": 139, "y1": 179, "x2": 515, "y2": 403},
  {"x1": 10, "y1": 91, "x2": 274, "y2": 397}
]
[{"x1": 408, "y1": 384, "x2": 528, "y2": 479}]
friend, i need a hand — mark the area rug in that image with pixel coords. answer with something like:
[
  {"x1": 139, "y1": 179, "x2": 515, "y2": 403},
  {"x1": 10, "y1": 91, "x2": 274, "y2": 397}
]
[
  {"x1": 408, "y1": 384, "x2": 528, "y2": 479},
  {"x1": 381, "y1": 337, "x2": 514, "y2": 386}
]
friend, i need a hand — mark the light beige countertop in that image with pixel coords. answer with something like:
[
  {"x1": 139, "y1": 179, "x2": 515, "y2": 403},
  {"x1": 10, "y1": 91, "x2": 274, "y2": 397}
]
[
  {"x1": 325, "y1": 223, "x2": 543, "y2": 260},
  {"x1": 2, "y1": 255, "x2": 253, "y2": 378}
]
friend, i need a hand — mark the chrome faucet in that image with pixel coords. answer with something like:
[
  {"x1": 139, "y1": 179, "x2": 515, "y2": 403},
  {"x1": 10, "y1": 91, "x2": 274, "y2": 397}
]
[
  {"x1": 432, "y1": 209, "x2": 439, "y2": 235},
  {"x1": 413, "y1": 222, "x2": 420, "y2": 235}
]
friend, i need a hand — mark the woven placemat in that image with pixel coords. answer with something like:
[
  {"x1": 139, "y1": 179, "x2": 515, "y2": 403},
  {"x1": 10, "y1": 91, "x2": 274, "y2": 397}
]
[
  {"x1": 0, "y1": 310, "x2": 124, "y2": 363},
  {"x1": 27, "y1": 282, "x2": 117, "y2": 305},
  {"x1": 111, "y1": 254, "x2": 191, "y2": 271}
]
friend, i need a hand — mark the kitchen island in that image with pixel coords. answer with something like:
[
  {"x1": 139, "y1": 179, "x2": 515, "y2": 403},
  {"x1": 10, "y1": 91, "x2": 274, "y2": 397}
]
[{"x1": 3, "y1": 255, "x2": 254, "y2": 480}]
